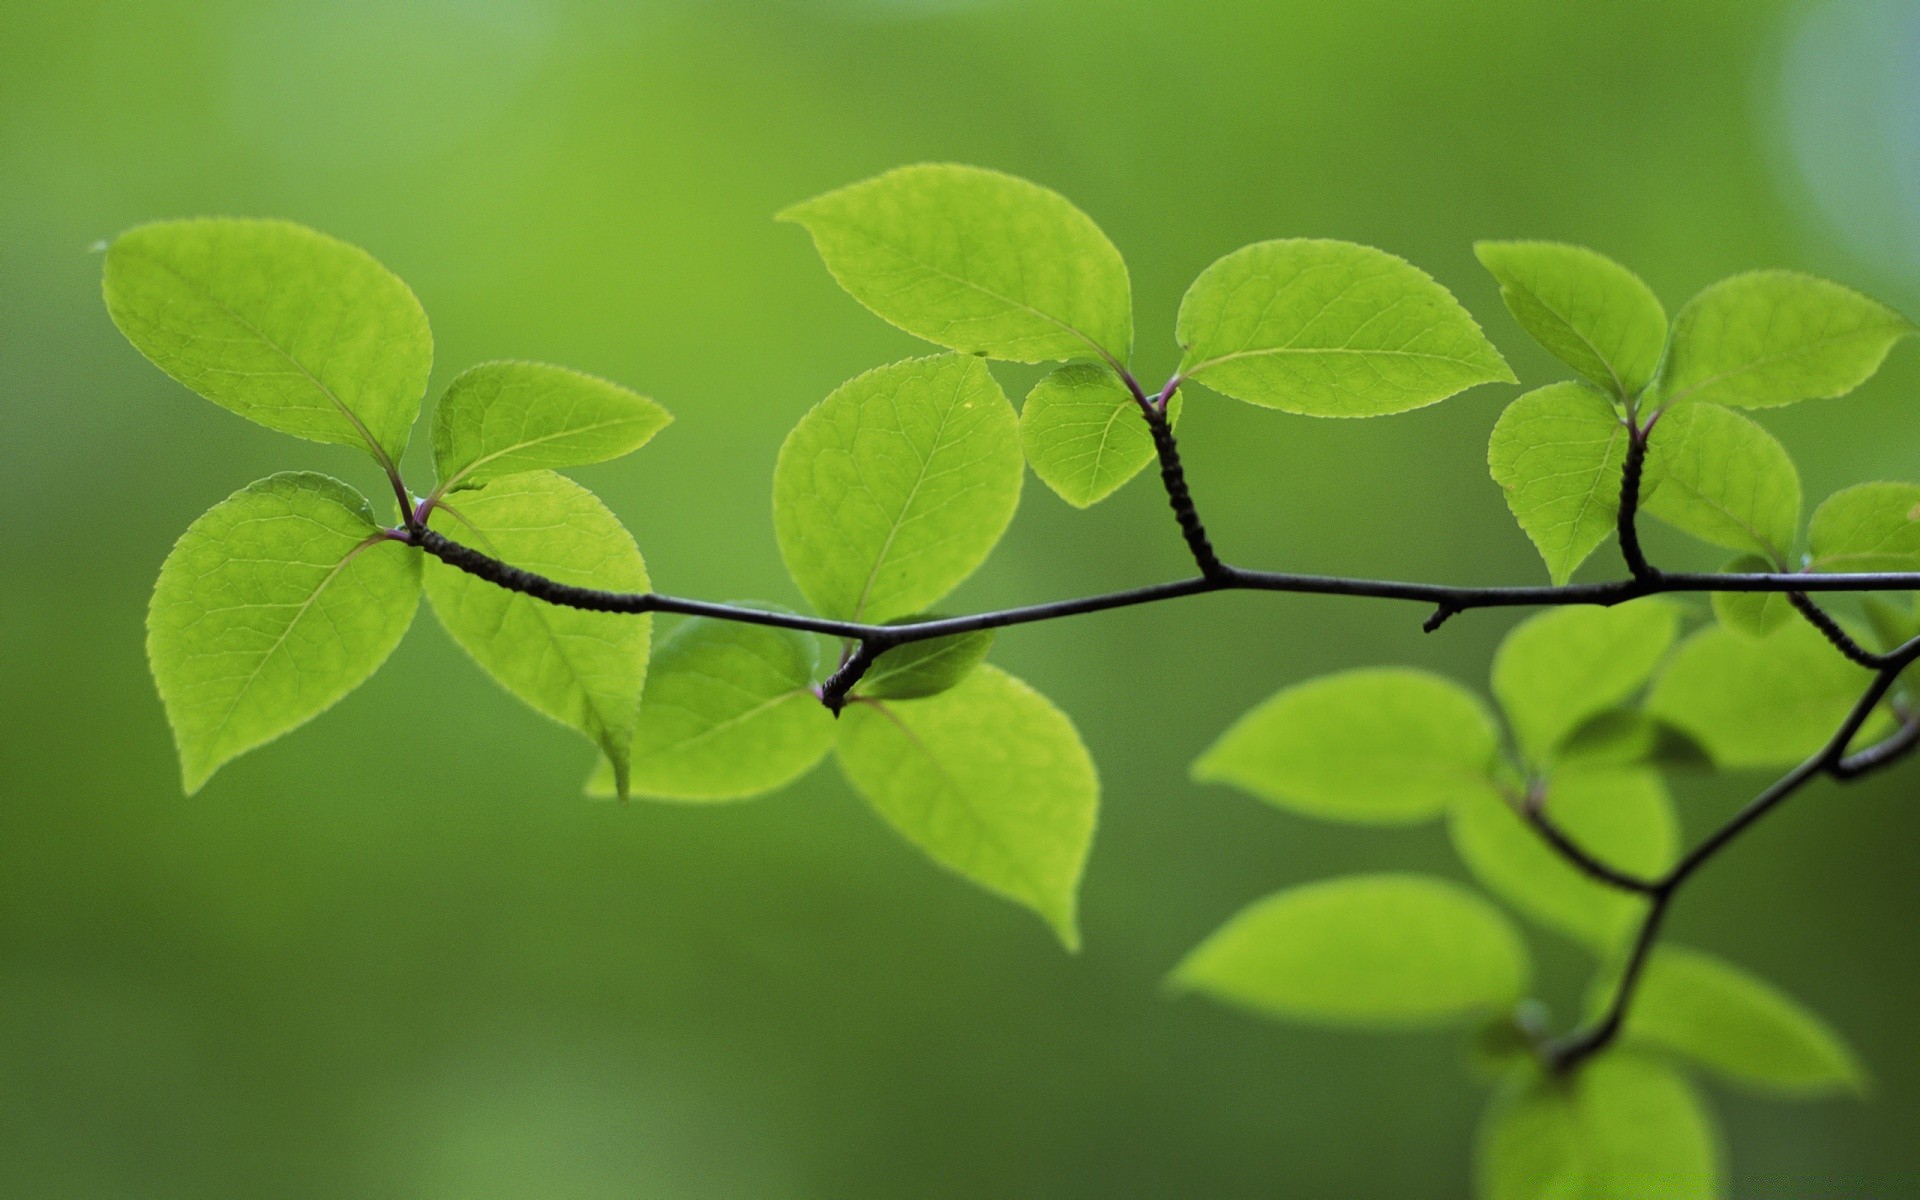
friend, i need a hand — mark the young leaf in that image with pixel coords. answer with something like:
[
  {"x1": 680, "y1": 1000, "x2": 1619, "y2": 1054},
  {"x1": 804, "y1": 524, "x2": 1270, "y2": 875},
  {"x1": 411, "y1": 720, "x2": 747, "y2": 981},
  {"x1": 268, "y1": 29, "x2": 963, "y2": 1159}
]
[
  {"x1": 1654, "y1": 270, "x2": 1912, "y2": 410},
  {"x1": 1710, "y1": 554, "x2": 1795, "y2": 638},
  {"x1": 1807, "y1": 481, "x2": 1920, "y2": 572},
  {"x1": 423, "y1": 471, "x2": 651, "y2": 798},
  {"x1": 1172, "y1": 874, "x2": 1529, "y2": 1028},
  {"x1": 1019, "y1": 364, "x2": 1179, "y2": 508},
  {"x1": 104, "y1": 219, "x2": 431, "y2": 467},
  {"x1": 1477, "y1": 1056, "x2": 1722, "y2": 1200},
  {"x1": 1613, "y1": 946, "x2": 1865, "y2": 1096},
  {"x1": 1645, "y1": 619, "x2": 1887, "y2": 769},
  {"x1": 778, "y1": 164, "x2": 1132, "y2": 364},
  {"x1": 148, "y1": 473, "x2": 421, "y2": 793},
  {"x1": 1175, "y1": 239, "x2": 1514, "y2": 416},
  {"x1": 1491, "y1": 600, "x2": 1679, "y2": 767},
  {"x1": 583, "y1": 616, "x2": 832, "y2": 802},
  {"x1": 854, "y1": 619, "x2": 994, "y2": 702},
  {"x1": 773, "y1": 354, "x2": 1022, "y2": 623},
  {"x1": 1555, "y1": 711, "x2": 1712, "y2": 773},
  {"x1": 834, "y1": 665, "x2": 1097, "y2": 948},
  {"x1": 1475, "y1": 241, "x2": 1668, "y2": 399},
  {"x1": 1449, "y1": 769, "x2": 1675, "y2": 954},
  {"x1": 1487, "y1": 382, "x2": 1631, "y2": 585},
  {"x1": 1643, "y1": 401, "x2": 1800, "y2": 563},
  {"x1": 1193, "y1": 668, "x2": 1504, "y2": 825},
  {"x1": 431, "y1": 361, "x2": 671, "y2": 493}
]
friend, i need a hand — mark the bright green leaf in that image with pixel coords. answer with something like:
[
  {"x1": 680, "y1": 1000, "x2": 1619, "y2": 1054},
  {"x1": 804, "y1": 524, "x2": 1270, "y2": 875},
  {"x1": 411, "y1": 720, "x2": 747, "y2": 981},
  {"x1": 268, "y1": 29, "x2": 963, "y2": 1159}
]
[
  {"x1": 834, "y1": 665, "x2": 1097, "y2": 948},
  {"x1": 1176, "y1": 239, "x2": 1514, "y2": 416},
  {"x1": 584, "y1": 616, "x2": 831, "y2": 802},
  {"x1": 1645, "y1": 619, "x2": 1886, "y2": 769},
  {"x1": 148, "y1": 473, "x2": 421, "y2": 793},
  {"x1": 432, "y1": 360, "x2": 671, "y2": 493},
  {"x1": 1449, "y1": 769, "x2": 1675, "y2": 954},
  {"x1": 1019, "y1": 364, "x2": 1180, "y2": 507},
  {"x1": 778, "y1": 163, "x2": 1132, "y2": 363},
  {"x1": 1613, "y1": 946, "x2": 1865, "y2": 1096},
  {"x1": 1173, "y1": 874, "x2": 1529, "y2": 1029},
  {"x1": 1194, "y1": 668, "x2": 1503, "y2": 825},
  {"x1": 773, "y1": 354, "x2": 1022, "y2": 623},
  {"x1": 1492, "y1": 601, "x2": 1679, "y2": 767},
  {"x1": 1475, "y1": 241, "x2": 1667, "y2": 399},
  {"x1": 1655, "y1": 270, "x2": 1912, "y2": 410},
  {"x1": 1643, "y1": 401, "x2": 1800, "y2": 563},
  {"x1": 1710, "y1": 554, "x2": 1795, "y2": 638},
  {"x1": 1486, "y1": 383, "x2": 1630, "y2": 585},
  {"x1": 1807, "y1": 481, "x2": 1920, "y2": 572},
  {"x1": 855, "y1": 619, "x2": 994, "y2": 701},
  {"x1": 1477, "y1": 1056, "x2": 1722, "y2": 1200},
  {"x1": 104, "y1": 219, "x2": 431, "y2": 467},
  {"x1": 424, "y1": 471, "x2": 650, "y2": 798}
]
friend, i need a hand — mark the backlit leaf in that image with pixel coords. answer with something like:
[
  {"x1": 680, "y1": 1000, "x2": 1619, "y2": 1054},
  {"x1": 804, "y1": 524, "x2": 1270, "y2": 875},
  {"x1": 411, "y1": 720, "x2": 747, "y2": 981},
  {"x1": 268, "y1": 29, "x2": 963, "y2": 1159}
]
[
  {"x1": 1475, "y1": 241, "x2": 1667, "y2": 398},
  {"x1": 1491, "y1": 600, "x2": 1679, "y2": 767},
  {"x1": 779, "y1": 163, "x2": 1132, "y2": 363},
  {"x1": 1487, "y1": 383, "x2": 1631, "y2": 585},
  {"x1": 424, "y1": 471, "x2": 650, "y2": 797},
  {"x1": 1654, "y1": 270, "x2": 1911, "y2": 410},
  {"x1": 584, "y1": 616, "x2": 831, "y2": 802},
  {"x1": 1176, "y1": 239, "x2": 1513, "y2": 416},
  {"x1": 1710, "y1": 554, "x2": 1794, "y2": 638},
  {"x1": 105, "y1": 219, "x2": 430, "y2": 466},
  {"x1": 148, "y1": 473, "x2": 421, "y2": 793},
  {"x1": 1807, "y1": 481, "x2": 1920, "y2": 572},
  {"x1": 1173, "y1": 874, "x2": 1529, "y2": 1028},
  {"x1": 1193, "y1": 668, "x2": 1504, "y2": 825},
  {"x1": 773, "y1": 354, "x2": 1022, "y2": 623},
  {"x1": 432, "y1": 360, "x2": 670, "y2": 493},
  {"x1": 1019, "y1": 364, "x2": 1180, "y2": 507},
  {"x1": 834, "y1": 665, "x2": 1097, "y2": 948},
  {"x1": 1643, "y1": 401, "x2": 1800, "y2": 563}
]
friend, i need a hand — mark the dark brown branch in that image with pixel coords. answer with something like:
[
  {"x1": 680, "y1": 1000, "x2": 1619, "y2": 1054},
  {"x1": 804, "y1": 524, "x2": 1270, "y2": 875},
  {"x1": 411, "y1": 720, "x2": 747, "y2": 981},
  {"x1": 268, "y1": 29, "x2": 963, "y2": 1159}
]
[
  {"x1": 1518, "y1": 782, "x2": 1660, "y2": 894},
  {"x1": 1787, "y1": 591, "x2": 1888, "y2": 668},
  {"x1": 1616, "y1": 419, "x2": 1657, "y2": 582},
  {"x1": 1136, "y1": 380, "x2": 1227, "y2": 580}
]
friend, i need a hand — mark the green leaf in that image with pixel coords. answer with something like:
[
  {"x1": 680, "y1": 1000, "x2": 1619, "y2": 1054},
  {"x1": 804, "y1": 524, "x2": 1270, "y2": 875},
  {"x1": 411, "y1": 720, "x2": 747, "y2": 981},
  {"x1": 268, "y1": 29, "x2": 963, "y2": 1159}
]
[
  {"x1": 1018, "y1": 364, "x2": 1180, "y2": 508},
  {"x1": 1475, "y1": 241, "x2": 1668, "y2": 399},
  {"x1": 1643, "y1": 401, "x2": 1800, "y2": 563},
  {"x1": 104, "y1": 219, "x2": 431, "y2": 467},
  {"x1": 1807, "y1": 481, "x2": 1920, "y2": 572},
  {"x1": 1477, "y1": 1056, "x2": 1722, "y2": 1200},
  {"x1": 1654, "y1": 270, "x2": 1912, "y2": 410},
  {"x1": 1194, "y1": 668, "x2": 1503, "y2": 825},
  {"x1": 431, "y1": 360, "x2": 671, "y2": 493},
  {"x1": 1175, "y1": 239, "x2": 1514, "y2": 416},
  {"x1": 773, "y1": 354, "x2": 1023, "y2": 623},
  {"x1": 1173, "y1": 874, "x2": 1529, "y2": 1029},
  {"x1": 1449, "y1": 769, "x2": 1675, "y2": 953},
  {"x1": 1492, "y1": 600, "x2": 1679, "y2": 767},
  {"x1": 1710, "y1": 554, "x2": 1795, "y2": 638},
  {"x1": 1645, "y1": 619, "x2": 1886, "y2": 769},
  {"x1": 1612, "y1": 946, "x2": 1865, "y2": 1096},
  {"x1": 583, "y1": 616, "x2": 832, "y2": 802},
  {"x1": 424, "y1": 471, "x2": 651, "y2": 798},
  {"x1": 1487, "y1": 383, "x2": 1631, "y2": 585},
  {"x1": 148, "y1": 473, "x2": 421, "y2": 793},
  {"x1": 778, "y1": 163, "x2": 1132, "y2": 364},
  {"x1": 834, "y1": 665, "x2": 1097, "y2": 948},
  {"x1": 854, "y1": 619, "x2": 994, "y2": 702}
]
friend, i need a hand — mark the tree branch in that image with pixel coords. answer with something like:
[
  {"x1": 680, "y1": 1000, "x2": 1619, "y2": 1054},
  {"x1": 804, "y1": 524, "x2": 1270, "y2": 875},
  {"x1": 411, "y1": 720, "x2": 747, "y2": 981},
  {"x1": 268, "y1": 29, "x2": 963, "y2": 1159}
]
[
  {"x1": 1517, "y1": 781, "x2": 1660, "y2": 894},
  {"x1": 1616, "y1": 417, "x2": 1658, "y2": 582}
]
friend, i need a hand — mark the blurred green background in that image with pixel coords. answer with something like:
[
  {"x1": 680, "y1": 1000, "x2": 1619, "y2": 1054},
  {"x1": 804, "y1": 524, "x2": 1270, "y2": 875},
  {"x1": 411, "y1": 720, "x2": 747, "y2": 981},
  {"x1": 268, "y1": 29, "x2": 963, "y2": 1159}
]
[{"x1": 5, "y1": 0, "x2": 1920, "y2": 1194}]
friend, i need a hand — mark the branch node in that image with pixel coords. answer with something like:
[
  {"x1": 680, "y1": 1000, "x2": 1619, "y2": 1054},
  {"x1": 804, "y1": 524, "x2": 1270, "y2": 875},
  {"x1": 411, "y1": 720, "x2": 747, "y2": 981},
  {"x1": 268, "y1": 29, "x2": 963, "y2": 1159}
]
[{"x1": 1422, "y1": 603, "x2": 1458, "y2": 633}]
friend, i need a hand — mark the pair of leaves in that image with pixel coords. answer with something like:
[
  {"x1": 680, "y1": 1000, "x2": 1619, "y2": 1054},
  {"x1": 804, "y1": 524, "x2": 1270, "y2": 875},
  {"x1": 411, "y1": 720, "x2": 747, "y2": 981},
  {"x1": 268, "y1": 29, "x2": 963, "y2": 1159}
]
[
  {"x1": 1193, "y1": 602, "x2": 1680, "y2": 958},
  {"x1": 587, "y1": 625, "x2": 1095, "y2": 948},
  {"x1": 786, "y1": 164, "x2": 1513, "y2": 511},
  {"x1": 1707, "y1": 480, "x2": 1920, "y2": 639},
  {"x1": 1481, "y1": 241, "x2": 1911, "y2": 581},
  {"x1": 113, "y1": 220, "x2": 670, "y2": 793}
]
